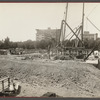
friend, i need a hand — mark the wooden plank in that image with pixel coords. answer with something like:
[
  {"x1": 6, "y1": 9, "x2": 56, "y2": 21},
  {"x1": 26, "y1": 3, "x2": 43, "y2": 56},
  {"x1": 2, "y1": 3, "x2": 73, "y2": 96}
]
[
  {"x1": 0, "y1": 77, "x2": 9, "y2": 82},
  {"x1": 2, "y1": 80, "x2": 4, "y2": 91},
  {"x1": 0, "y1": 77, "x2": 10, "y2": 92},
  {"x1": 8, "y1": 78, "x2": 10, "y2": 89}
]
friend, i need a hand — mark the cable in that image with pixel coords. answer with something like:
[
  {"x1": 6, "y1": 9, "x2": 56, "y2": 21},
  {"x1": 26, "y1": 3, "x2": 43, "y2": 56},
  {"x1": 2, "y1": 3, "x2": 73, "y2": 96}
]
[
  {"x1": 86, "y1": 17, "x2": 100, "y2": 32},
  {"x1": 87, "y1": 4, "x2": 98, "y2": 17}
]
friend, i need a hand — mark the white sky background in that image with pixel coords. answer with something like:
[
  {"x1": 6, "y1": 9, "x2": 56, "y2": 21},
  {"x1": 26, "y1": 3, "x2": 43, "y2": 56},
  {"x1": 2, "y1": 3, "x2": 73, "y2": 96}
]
[{"x1": 0, "y1": 3, "x2": 100, "y2": 42}]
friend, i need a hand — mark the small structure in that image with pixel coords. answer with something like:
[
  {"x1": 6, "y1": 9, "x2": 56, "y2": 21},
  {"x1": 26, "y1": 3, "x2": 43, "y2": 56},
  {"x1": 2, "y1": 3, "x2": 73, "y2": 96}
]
[{"x1": 0, "y1": 77, "x2": 21, "y2": 97}]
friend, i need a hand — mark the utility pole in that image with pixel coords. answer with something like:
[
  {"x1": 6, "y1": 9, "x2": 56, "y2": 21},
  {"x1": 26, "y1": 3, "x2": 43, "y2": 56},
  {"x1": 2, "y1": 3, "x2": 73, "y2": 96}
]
[
  {"x1": 56, "y1": 28, "x2": 59, "y2": 56},
  {"x1": 62, "y1": 3, "x2": 68, "y2": 55},
  {"x1": 81, "y1": 3, "x2": 84, "y2": 45},
  {"x1": 63, "y1": 3, "x2": 68, "y2": 42}
]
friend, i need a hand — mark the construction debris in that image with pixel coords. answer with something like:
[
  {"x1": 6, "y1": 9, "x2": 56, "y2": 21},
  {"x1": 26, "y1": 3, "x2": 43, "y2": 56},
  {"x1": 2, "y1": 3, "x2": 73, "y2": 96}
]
[
  {"x1": 0, "y1": 55, "x2": 100, "y2": 97},
  {"x1": 42, "y1": 92, "x2": 61, "y2": 97},
  {"x1": 0, "y1": 77, "x2": 21, "y2": 97}
]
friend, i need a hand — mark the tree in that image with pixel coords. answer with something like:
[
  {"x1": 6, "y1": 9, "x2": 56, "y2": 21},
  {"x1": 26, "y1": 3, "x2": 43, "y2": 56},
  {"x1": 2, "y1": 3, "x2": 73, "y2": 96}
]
[{"x1": 3, "y1": 37, "x2": 10, "y2": 49}]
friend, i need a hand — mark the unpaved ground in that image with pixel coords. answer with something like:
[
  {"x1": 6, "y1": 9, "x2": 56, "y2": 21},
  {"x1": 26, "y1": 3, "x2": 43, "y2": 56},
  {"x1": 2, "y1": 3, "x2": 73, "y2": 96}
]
[{"x1": 0, "y1": 55, "x2": 100, "y2": 97}]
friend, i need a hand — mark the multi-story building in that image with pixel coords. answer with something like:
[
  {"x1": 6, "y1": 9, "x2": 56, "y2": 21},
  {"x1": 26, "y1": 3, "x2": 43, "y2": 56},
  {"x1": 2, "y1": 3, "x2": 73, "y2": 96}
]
[
  {"x1": 36, "y1": 28, "x2": 61, "y2": 42},
  {"x1": 83, "y1": 31, "x2": 98, "y2": 40}
]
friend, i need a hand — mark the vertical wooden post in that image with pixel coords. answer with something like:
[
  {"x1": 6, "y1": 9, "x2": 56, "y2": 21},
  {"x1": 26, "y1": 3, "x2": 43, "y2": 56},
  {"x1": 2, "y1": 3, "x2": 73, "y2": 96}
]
[
  {"x1": 97, "y1": 58, "x2": 100, "y2": 69},
  {"x1": 81, "y1": 3, "x2": 84, "y2": 47},
  {"x1": 8, "y1": 78, "x2": 10, "y2": 89},
  {"x1": 2, "y1": 80, "x2": 4, "y2": 92},
  {"x1": 63, "y1": 3, "x2": 68, "y2": 41}
]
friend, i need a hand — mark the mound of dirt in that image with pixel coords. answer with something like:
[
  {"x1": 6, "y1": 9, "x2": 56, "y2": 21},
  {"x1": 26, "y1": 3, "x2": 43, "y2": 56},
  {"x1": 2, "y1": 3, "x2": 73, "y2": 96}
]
[
  {"x1": 0, "y1": 55, "x2": 100, "y2": 97},
  {"x1": 42, "y1": 92, "x2": 61, "y2": 97}
]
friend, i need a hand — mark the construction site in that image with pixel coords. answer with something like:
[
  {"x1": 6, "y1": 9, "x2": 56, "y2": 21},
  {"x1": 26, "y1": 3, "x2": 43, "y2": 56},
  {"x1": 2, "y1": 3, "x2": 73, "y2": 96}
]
[{"x1": 0, "y1": 3, "x2": 100, "y2": 97}]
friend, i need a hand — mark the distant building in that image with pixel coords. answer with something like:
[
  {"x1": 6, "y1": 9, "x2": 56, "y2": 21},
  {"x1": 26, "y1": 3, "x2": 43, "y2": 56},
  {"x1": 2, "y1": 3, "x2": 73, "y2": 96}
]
[
  {"x1": 83, "y1": 31, "x2": 98, "y2": 40},
  {"x1": 36, "y1": 28, "x2": 61, "y2": 42}
]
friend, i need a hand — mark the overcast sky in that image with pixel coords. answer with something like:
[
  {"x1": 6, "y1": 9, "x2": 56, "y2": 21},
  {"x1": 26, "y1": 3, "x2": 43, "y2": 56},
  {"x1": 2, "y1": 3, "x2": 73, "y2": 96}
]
[{"x1": 0, "y1": 3, "x2": 100, "y2": 42}]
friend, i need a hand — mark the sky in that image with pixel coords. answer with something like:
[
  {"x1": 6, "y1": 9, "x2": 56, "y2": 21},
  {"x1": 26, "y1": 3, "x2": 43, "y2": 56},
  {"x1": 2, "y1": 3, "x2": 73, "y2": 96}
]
[{"x1": 0, "y1": 3, "x2": 100, "y2": 42}]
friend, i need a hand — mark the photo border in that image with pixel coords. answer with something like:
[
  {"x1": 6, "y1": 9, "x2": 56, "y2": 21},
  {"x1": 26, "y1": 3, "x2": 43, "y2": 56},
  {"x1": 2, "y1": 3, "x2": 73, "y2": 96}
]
[{"x1": 0, "y1": 0, "x2": 100, "y2": 100}]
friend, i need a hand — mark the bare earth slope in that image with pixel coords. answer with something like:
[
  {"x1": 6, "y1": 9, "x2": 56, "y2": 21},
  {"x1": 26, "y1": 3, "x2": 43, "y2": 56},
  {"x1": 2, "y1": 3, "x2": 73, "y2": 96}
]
[{"x1": 0, "y1": 55, "x2": 100, "y2": 97}]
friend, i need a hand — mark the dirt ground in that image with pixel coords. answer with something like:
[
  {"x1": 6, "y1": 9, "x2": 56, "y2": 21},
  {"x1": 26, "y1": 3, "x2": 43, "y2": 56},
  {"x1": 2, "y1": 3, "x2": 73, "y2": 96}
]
[{"x1": 0, "y1": 54, "x2": 100, "y2": 97}]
